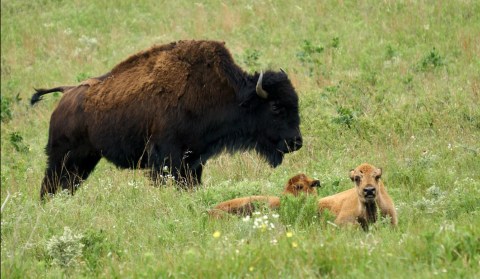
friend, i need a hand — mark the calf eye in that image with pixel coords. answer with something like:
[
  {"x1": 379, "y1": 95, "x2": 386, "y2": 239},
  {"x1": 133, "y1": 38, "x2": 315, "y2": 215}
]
[{"x1": 354, "y1": 176, "x2": 361, "y2": 183}]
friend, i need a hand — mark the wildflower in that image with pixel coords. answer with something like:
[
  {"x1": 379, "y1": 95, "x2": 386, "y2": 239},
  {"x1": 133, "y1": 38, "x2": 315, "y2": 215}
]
[
  {"x1": 286, "y1": 232, "x2": 293, "y2": 238},
  {"x1": 270, "y1": 238, "x2": 278, "y2": 245},
  {"x1": 242, "y1": 216, "x2": 251, "y2": 222},
  {"x1": 271, "y1": 213, "x2": 280, "y2": 219},
  {"x1": 260, "y1": 223, "x2": 267, "y2": 232},
  {"x1": 291, "y1": 242, "x2": 298, "y2": 248},
  {"x1": 213, "y1": 231, "x2": 221, "y2": 238},
  {"x1": 249, "y1": 266, "x2": 254, "y2": 272}
]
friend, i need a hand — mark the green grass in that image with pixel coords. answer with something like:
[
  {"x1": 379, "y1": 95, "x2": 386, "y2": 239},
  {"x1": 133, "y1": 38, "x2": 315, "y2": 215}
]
[{"x1": 1, "y1": 0, "x2": 480, "y2": 277}]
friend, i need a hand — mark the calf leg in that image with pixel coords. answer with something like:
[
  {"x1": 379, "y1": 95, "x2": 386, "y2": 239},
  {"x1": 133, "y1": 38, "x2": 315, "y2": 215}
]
[{"x1": 377, "y1": 189, "x2": 398, "y2": 226}]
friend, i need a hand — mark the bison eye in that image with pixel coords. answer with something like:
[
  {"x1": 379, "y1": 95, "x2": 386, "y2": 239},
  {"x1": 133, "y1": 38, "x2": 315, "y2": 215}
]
[{"x1": 270, "y1": 102, "x2": 285, "y2": 115}]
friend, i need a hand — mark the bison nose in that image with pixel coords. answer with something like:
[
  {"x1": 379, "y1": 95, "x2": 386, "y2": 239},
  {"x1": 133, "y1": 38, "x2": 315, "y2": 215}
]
[
  {"x1": 287, "y1": 137, "x2": 303, "y2": 151},
  {"x1": 311, "y1": 180, "x2": 321, "y2": 188},
  {"x1": 363, "y1": 187, "x2": 376, "y2": 197}
]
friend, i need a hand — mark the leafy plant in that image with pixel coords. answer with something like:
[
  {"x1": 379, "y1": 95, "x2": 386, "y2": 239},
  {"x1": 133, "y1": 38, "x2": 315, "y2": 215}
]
[
  {"x1": 332, "y1": 106, "x2": 356, "y2": 128},
  {"x1": 385, "y1": 44, "x2": 397, "y2": 60},
  {"x1": 1, "y1": 96, "x2": 12, "y2": 122},
  {"x1": 81, "y1": 229, "x2": 121, "y2": 273},
  {"x1": 418, "y1": 47, "x2": 445, "y2": 71},
  {"x1": 331, "y1": 36, "x2": 340, "y2": 49},
  {"x1": 45, "y1": 227, "x2": 84, "y2": 269},
  {"x1": 9, "y1": 132, "x2": 29, "y2": 153},
  {"x1": 296, "y1": 40, "x2": 324, "y2": 76},
  {"x1": 241, "y1": 49, "x2": 261, "y2": 72},
  {"x1": 76, "y1": 72, "x2": 90, "y2": 82}
]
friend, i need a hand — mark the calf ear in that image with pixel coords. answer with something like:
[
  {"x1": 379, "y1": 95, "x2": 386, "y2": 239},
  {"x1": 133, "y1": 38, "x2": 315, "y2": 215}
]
[
  {"x1": 349, "y1": 169, "x2": 355, "y2": 181},
  {"x1": 376, "y1": 168, "x2": 383, "y2": 178}
]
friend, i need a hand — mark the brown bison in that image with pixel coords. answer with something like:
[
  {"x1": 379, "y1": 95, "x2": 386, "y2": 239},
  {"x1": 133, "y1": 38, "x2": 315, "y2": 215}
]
[
  {"x1": 318, "y1": 163, "x2": 397, "y2": 230},
  {"x1": 208, "y1": 173, "x2": 320, "y2": 218},
  {"x1": 31, "y1": 40, "x2": 303, "y2": 199}
]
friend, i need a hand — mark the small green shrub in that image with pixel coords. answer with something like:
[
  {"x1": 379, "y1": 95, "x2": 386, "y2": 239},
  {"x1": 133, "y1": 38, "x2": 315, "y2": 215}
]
[
  {"x1": 9, "y1": 132, "x2": 29, "y2": 153},
  {"x1": 332, "y1": 106, "x2": 356, "y2": 128},
  {"x1": 385, "y1": 44, "x2": 398, "y2": 60},
  {"x1": 418, "y1": 47, "x2": 445, "y2": 71},
  {"x1": 75, "y1": 72, "x2": 91, "y2": 82},
  {"x1": 296, "y1": 40, "x2": 324, "y2": 76},
  {"x1": 331, "y1": 36, "x2": 340, "y2": 49},
  {"x1": 241, "y1": 49, "x2": 261, "y2": 72},
  {"x1": 45, "y1": 227, "x2": 84, "y2": 269},
  {"x1": 1, "y1": 96, "x2": 12, "y2": 122},
  {"x1": 81, "y1": 229, "x2": 120, "y2": 273}
]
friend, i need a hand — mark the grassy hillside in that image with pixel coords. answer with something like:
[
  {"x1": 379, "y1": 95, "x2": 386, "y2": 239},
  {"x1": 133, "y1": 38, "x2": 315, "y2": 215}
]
[{"x1": 1, "y1": 0, "x2": 479, "y2": 277}]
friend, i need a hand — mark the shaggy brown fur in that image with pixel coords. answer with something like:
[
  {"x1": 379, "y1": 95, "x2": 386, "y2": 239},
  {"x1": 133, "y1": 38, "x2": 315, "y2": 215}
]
[
  {"x1": 318, "y1": 163, "x2": 397, "y2": 230},
  {"x1": 209, "y1": 174, "x2": 320, "y2": 218},
  {"x1": 31, "y1": 40, "x2": 303, "y2": 199}
]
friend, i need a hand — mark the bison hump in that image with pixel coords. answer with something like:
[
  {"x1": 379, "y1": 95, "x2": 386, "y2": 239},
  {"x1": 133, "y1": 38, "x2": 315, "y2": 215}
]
[{"x1": 84, "y1": 40, "x2": 236, "y2": 112}]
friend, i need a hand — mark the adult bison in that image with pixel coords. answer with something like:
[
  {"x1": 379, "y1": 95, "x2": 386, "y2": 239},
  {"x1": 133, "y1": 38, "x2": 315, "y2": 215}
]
[{"x1": 31, "y1": 40, "x2": 303, "y2": 199}]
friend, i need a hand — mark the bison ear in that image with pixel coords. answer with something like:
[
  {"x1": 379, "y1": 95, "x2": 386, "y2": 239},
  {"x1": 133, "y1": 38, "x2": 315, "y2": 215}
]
[
  {"x1": 376, "y1": 168, "x2": 382, "y2": 178},
  {"x1": 239, "y1": 94, "x2": 258, "y2": 108},
  {"x1": 349, "y1": 169, "x2": 355, "y2": 181}
]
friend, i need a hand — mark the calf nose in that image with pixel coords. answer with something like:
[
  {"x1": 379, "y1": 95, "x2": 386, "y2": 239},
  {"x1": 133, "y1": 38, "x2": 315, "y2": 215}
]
[{"x1": 363, "y1": 187, "x2": 376, "y2": 197}]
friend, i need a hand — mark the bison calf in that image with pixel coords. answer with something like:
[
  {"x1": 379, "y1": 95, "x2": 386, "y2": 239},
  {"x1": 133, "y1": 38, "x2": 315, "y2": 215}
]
[
  {"x1": 318, "y1": 163, "x2": 397, "y2": 230},
  {"x1": 31, "y1": 40, "x2": 303, "y2": 199},
  {"x1": 209, "y1": 174, "x2": 320, "y2": 218}
]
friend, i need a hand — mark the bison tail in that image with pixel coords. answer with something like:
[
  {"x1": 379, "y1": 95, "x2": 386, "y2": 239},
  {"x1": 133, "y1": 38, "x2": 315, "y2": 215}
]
[{"x1": 30, "y1": 86, "x2": 71, "y2": 106}]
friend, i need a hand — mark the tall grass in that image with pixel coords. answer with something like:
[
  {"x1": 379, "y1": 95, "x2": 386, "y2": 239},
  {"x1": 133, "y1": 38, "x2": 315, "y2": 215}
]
[{"x1": 2, "y1": 0, "x2": 479, "y2": 277}]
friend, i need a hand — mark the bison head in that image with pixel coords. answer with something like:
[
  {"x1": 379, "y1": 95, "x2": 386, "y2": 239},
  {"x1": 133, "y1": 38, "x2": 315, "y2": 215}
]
[
  {"x1": 240, "y1": 70, "x2": 302, "y2": 167},
  {"x1": 349, "y1": 163, "x2": 382, "y2": 203}
]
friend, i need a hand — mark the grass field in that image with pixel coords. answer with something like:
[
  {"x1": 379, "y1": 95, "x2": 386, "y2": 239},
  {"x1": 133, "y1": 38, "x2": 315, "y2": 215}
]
[{"x1": 1, "y1": 0, "x2": 480, "y2": 278}]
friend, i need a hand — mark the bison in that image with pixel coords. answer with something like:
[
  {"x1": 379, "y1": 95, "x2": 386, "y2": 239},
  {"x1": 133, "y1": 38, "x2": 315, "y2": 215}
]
[
  {"x1": 208, "y1": 173, "x2": 320, "y2": 218},
  {"x1": 31, "y1": 40, "x2": 303, "y2": 199},
  {"x1": 318, "y1": 163, "x2": 397, "y2": 230}
]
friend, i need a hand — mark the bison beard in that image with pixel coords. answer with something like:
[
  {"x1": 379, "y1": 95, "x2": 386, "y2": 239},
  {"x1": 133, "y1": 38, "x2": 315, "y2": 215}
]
[{"x1": 31, "y1": 40, "x2": 302, "y2": 199}]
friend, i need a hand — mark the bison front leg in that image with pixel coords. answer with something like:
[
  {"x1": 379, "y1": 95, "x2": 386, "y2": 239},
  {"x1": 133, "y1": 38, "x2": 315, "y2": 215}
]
[
  {"x1": 148, "y1": 147, "x2": 203, "y2": 187},
  {"x1": 40, "y1": 150, "x2": 101, "y2": 200}
]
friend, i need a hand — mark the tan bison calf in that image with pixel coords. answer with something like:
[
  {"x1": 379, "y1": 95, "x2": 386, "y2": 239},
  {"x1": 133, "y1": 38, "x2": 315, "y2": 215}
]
[
  {"x1": 209, "y1": 174, "x2": 320, "y2": 218},
  {"x1": 318, "y1": 163, "x2": 397, "y2": 230}
]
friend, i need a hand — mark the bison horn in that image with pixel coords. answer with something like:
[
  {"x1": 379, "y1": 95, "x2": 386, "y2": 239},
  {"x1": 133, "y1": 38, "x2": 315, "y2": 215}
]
[{"x1": 256, "y1": 71, "x2": 268, "y2": 99}]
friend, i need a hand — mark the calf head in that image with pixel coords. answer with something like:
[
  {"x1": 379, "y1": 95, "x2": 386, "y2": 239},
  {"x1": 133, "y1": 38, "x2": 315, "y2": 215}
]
[
  {"x1": 283, "y1": 173, "x2": 320, "y2": 196},
  {"x1": 349, "y1": 163, "x2": 382, "y2": 203}
]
